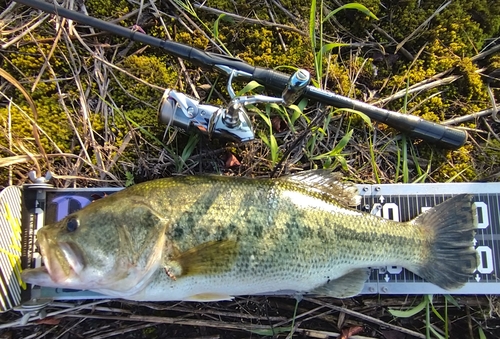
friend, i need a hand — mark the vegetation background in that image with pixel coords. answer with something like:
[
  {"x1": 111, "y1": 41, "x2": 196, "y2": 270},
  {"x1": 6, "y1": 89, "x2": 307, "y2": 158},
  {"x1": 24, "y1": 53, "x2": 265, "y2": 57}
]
[
  {"x1": 0, "y1": 0, "x2": 499, "y2": 337},
  {"x1": 0, "y1": 0, "x2": 499, "y2": 187}
]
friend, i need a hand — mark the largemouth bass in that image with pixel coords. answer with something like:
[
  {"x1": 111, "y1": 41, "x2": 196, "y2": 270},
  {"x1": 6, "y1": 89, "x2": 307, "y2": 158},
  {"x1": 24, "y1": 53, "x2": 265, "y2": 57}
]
[{"x1": 22, "y1": 171, "x2": 478, "y2": 301}]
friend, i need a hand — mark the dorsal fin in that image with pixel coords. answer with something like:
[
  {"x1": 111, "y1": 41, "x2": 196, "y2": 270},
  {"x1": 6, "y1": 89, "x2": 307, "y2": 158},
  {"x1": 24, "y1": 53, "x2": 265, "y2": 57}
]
[{"x1": 281, "y1": 170, "x2": 361, "y2": 207}]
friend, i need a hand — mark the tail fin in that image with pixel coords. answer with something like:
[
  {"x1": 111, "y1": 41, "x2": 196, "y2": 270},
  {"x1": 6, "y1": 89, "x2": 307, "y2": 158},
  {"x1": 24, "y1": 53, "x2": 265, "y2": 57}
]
[{"x1": 412, "y1": 194, "x2": 478, "y2": 290}]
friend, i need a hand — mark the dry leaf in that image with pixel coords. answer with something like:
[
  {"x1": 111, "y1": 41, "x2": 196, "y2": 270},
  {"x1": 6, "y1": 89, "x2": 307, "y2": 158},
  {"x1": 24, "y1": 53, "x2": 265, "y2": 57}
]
[
  {"x1": 35, "y1": 317, "x2": 61, "y2": 325},
  {"x1": 271, "y1": 116, "x2": 287, "y2": 132},
  {"x1": 338, "y1": 326, "x2": 363, "y2": 339},
  {"x1": 225, "y1": 153, "x2": 241, "y2": 168}
]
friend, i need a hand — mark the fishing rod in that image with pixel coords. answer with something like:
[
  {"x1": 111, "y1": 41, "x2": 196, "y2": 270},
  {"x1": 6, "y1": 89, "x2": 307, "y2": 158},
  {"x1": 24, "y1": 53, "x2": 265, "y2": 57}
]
[{"x1": 13, "y1": 0, "x2": 468, "y2": 148}]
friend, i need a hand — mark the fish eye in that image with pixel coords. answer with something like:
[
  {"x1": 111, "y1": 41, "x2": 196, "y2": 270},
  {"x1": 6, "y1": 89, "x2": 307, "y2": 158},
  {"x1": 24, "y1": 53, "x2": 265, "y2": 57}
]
[{"x1": 66, "y1": 218, "x2": 79, "y2": 232}]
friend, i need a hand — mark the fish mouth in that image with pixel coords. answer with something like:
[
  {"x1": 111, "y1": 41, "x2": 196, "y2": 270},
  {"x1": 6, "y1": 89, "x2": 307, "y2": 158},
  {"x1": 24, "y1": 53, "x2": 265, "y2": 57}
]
[{"x1": 35, "y1": 231, "x2": 85, "y2": 284}]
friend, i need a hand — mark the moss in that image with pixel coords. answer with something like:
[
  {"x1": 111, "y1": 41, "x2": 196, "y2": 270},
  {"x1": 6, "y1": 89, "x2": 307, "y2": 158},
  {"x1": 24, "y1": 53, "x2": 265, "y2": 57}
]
[
  {"x1": 112, "y1": 54, "x2": 178, "y2": 107},
  {"x1": 88, "y1": 54, "x2": 180, "y2": 160},
  {"x1": 433, "y1": 145, "x2": 477, "y2": 182},
  {"x1": 229, "y1": 27, "x2": 313, "y2": 69},
  {"x1": 0, "y1": 87, "x2": 74, "y2": 154},
  {"x1": 175, "y1": 31, "x2": 210, "y2": 50},
  {"x1": 85, "y1": 0, "x2": 130, "y2": 18},
  {"x1": 455, "y1": 57, "x2": 488, "y2": 101},
  {"x1": 8, "y1": 40, "x2": 68, "y2": 74}
]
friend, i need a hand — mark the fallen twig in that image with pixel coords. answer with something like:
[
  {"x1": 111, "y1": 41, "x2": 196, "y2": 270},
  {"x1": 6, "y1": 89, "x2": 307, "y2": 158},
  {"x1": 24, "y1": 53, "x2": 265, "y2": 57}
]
[
  {"x1": 87, "y1": 322, "x2": 156, "y2": 339},
  {"x1": 442, "y1": 107, "x2": 498, "y2": 126},
  {"x1": 395, "y1": 1, "x2": 451, "y2": 54},
  {"x1": 303, "y1": 297, "x2": 427, "y2": 339}
]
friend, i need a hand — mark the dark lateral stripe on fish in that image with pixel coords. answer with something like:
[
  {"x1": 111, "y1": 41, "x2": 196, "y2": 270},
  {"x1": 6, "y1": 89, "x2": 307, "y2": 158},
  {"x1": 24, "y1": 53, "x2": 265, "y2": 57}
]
[{"x1": 169, "y1": 182, "x2": 223, "y2": 243}]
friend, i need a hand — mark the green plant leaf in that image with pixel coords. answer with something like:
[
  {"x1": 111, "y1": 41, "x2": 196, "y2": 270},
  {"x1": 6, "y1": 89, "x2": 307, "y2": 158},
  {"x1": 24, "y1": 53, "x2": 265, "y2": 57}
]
[
  {"x1": 125, "y1": 171, "x2": 135, "y2": 187},
  {"x1": 478, "y1": 327, "x2": 487, "y2": 339},
  {"x1": 332, "y1": 129, "x2": 353, "y2": 153},
  {"x1": 443, "y1": 294, "x2": 461, "y2": 309},
  {"x1": 289, "y1": 105, "x2": 302, "y2": 125},
  {"x1": 332, "y1": 108, "x2": 372, "y2": 126},
  {"x1": 237, "y1": 81, "x2": 263, "y2": 96},
  {"x1": 297, "y1": 98, "x2": 309, "y2": 113},
  {"x1": 323, "y1": 3, "x2": 378, "y2": 23},
  {"x1": 431, "y1": 303, "x2": 445, "y2": 323},
  {"x1": 310, "y1": 129, "x2": 353, "y2": 159},
  {"x1": 388, "y1": 298, "x2": 427, "y2": 318},
  {"x1": 255, "y1": 107, "x2": 271, "y2": 128},
  {"x1": 427, "y1": 294, "x2": 445, "y2": 323},
  {"x1": 181, "y1": 133, "x2": 199, "y2": 162},
  {"x1": 270, "y1": 133, "x2": 279, "y2": 164},
  {"x1": 337, "y1": 155, "x2": 348, "y2": 171},
  {"x1": 369, "y1": 136, "x2": 380, "y2": 184},
  {"x1": 428, "y1": 324, "x2": 446, "y2": 339},
  {"x1": 213, "y1": 14, "x2": 226, "y2": 40},
  {"x1": 318, "y1": 43, "x2": 349, "y2": 56},
  {"x1": 309, "y1": 0, "x2": 317, "y2": 51},
  {"x1": 399, "y1": 136, "x2": 409, "y2": 183},
  {"x1": 269, "y1": 103, "x2": 281, "y2": 111},
  {"x1": 259, "y1": 132, "x2": 270, "y2": 146}
]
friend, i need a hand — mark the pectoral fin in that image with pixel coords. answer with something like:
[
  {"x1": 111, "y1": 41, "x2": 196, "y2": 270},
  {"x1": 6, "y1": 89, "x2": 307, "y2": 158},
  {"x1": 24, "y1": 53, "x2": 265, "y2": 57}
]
[
  {"x1": 310, "y1": 269, "x2": 371, "y2": 298},
  {"x1": 164, "y1": 240, "x2": 239, "y2": 279}
]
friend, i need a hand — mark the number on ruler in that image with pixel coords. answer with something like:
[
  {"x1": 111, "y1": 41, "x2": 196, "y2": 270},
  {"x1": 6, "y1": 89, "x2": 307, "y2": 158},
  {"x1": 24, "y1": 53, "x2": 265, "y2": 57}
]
[
  {"x1": 471, "y1": 201, "x2": 493, "y2": 274},
  {"x1": 472, "y1": 202, "x2": 489, "y2": 229},
  {"x1": 387, "y1": 265, "x2": 403, "y2": 274},
  {"x1": 381, "y1": 203, "x2": 402, "y2": 274},
  {"x1": 476, "y1": 246, "x2": 493, "y2": 274},
  {"x1": 382, "y1": 203, "x2": 399, "y2": 222}
]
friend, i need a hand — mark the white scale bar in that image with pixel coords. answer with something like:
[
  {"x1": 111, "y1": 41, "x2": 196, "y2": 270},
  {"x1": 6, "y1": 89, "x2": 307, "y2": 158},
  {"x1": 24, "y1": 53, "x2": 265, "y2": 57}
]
[{"x1": 0, "y1": 187, "x2": 23, "y2": 311}]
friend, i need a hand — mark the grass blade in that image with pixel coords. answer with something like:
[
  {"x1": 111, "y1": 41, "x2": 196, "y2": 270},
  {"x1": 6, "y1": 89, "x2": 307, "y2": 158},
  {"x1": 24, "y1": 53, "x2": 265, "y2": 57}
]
[
  {"x1": 237, "y1": 80, "x2": 263, "y2": 96},
  {"x1": 401, "y1": 136, "x2": 409, "y2": 183},
  {"x1": 310, "y1": 129, "x2": 353, "y2": 159},
  {"x1": 388, "y1": 298, "x2": 426, "y2": 318},
  {"x1": 213, "y1": 13, "x2": 232, "y2": 40},
  {"x1": 309, "y1": 0, "x2": 317, "y2": 53},
  {"x1": 429, "y1": 325, "x2": 446, "y2": 339},
  {"x1": 478, "y1": 327, "x2": 487, "y2": 339},
  {"x1": 443, "y1": 294, "x2": 460, "y2": 309},
  {"x1": 322, "y1": 3, "x2": 378, "y2": 23},
  {"x1": 332, "y1": 108, "x2": 372, "y2": 126}
]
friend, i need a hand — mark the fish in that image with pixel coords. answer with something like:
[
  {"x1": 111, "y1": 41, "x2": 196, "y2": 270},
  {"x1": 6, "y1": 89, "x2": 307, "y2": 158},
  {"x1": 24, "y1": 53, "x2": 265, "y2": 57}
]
[{"x1": 21, "y1": 170, "x2": 479, "y2": 301}]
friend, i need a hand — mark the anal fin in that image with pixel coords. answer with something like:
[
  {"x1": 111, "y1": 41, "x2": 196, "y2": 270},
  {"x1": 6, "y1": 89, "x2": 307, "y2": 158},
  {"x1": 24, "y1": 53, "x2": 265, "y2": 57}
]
[
  {"x1": 184, "y1": 293, "x2": 234, "y2": 302},
  {"x1": 310, "y1": 269, "x2": 370, "y2": 298}
]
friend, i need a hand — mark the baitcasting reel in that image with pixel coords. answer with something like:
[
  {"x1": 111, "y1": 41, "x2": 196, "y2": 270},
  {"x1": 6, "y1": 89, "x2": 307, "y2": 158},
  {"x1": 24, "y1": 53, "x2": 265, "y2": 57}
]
[{"x1": 158, "y1": 69, "x2": 311, "y2": 142}]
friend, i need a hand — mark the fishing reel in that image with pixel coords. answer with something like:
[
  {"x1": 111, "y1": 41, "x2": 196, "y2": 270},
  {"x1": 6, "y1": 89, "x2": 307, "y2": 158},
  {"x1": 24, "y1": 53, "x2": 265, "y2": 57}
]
[{"x1": 158, "y1": 68, "x2": 311, "y2": 142}]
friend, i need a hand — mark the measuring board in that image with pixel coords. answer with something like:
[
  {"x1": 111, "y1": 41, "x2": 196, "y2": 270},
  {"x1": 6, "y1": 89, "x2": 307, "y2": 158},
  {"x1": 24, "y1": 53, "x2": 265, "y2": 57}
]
[
  {"x1": 10, "y1": 182, "x2": 500, "y2": 303},
  {"x1": 0, "y1": 186, "x2": 23, "y2": 312}
]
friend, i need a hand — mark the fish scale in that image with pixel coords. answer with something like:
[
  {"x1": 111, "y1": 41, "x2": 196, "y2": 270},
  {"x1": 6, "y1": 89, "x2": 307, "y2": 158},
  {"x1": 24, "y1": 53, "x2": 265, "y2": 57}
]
[{"x1": 21, "y1": 170, "x2": 478, "y2": 301}]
